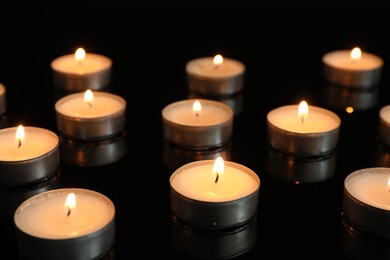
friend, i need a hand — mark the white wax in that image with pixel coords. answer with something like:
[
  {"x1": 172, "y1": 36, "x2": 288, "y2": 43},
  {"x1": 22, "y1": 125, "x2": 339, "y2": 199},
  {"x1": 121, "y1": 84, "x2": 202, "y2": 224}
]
[
  {"x1": 345, "y1": 168, "x2": 390, "y2": 210},
  {"x1": 380, "y1": 105, "x2": 390, "y2": 124},
  {"x1": 14, "y1": 188, "x2": 115, "y2": 239},
  {"x1": 267, "y1": 105, "x2": 340, "y2": 133},
  {"x1": 51, "y1": 53, "x2": 112, "y2": 75},
  {"x1": 170, "y1": 160, "x2": 259, "y2": 202},
  {"x1": 162, "y1": 99, "x2": 233, "y2": 126},
  {"x1": 322, "y1": 50, "x2": 383, "y2": 71},
  {"x1": 186, "y1": 57, "x2": 245, "y2": 78},
  {"x1": 55, "y1": 91, "x2": 125, "y2": 119},
  {"x1": 0, "y1": 127, "x2": 58, "y2": 162}
]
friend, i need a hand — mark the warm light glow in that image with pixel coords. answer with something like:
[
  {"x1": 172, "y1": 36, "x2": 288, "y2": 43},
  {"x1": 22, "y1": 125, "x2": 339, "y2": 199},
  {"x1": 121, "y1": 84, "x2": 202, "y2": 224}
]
[
  {"x1": 213, "y1": 54, "x2": 223, "y2": 68},
  {"x1": 298, "y1": 100, "x2": 309, "y2": 123},
  {"x1": 193, "y1": 100, "x2": 201, "y2": 117},
  {"x1": 212, "y1": 156, "x2": 224, "y2": 183},
  {"x1": 15, "y1": 125, "x2": 25, "y2": 148},
  {"x1": 387, "y1": 177, "x2": 390, "y2": 190},
  {"x1": 350, "y1": 47, "x2": 362, "y2": 60},
  {"x1": 84, "y1": 89, "x2": 94, "y2": 108},
  {"x1": 65, "y1": 193, "x2": 76, "y2": 217},
  {"x1": 346, "y1": 107, "x2": 354, "y2": 113},
  {"x1": 75, "y1": 48, "x2": 86, "y2": 61}
]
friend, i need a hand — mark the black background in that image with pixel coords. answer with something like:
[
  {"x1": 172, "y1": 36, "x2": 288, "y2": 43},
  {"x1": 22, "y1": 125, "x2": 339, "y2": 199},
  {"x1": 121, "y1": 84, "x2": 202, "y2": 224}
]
[{"x1": 1, "y1": 4, "x2": 390, "y2": 260}]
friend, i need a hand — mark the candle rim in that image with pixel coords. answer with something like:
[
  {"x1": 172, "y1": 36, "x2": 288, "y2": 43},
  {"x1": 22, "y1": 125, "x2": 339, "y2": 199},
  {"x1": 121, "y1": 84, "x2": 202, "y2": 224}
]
[
  {"x1": 322, "y1": 49, "x2": 383, "y2": 71},
  {"x1": 186, "y1": 56, "x2": 245, "y2": 78},
  {"x1": 14, "y1": 187, "x2": 115, "y2": 239},
  {"x1": 162, "y1": 98, "x2": 234, "y2": 127},
  {"x1": 169, "y1": 159, "x2": 260, "y2": 203},
  {"x1": 55, "y1": 91, "x2": 126, "y2": 119},
  {"x1": 0, "y1": 126, "x2": 59, "y2": 162},
  {"x1": 345, "y1": 167, "x2": 390, "y2": 211},
  {"x1": 51, "y1": 53, "x2": 112, "y2": 75},
  {"x1": 267, "y1": 104, "x2": 341, "y2": 134}
]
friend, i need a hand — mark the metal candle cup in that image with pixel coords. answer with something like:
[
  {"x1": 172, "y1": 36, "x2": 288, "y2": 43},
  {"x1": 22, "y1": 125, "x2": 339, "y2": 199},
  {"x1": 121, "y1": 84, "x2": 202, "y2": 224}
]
[
  {"x1": 342, "y1": 167, "x2": 390, "y2": 239},
  {"x1": 162, "y1": 99, "x2": 233, "y2": 150},
  {"x1": 55, "y1": 91, "x2": 126, "y2": 141},
  {"x1": 267, "y1": 104, "x2": 341, "y2": 157},
  {"x1": 51, "y1": 52, "x2": 112, "y2": 92},
  {"x1": 322, "y1": 49, "x2": 383, "y2": 89},
  {"x1": 186, "y1": 56, "x2": 245, "y2": 96},
  {"x1": 14, "y1": 188, "x2": 116, "y2": 260},
  {"x1": 378, "y1": 105, "x2": 390, "y2": 148},
  {"x1": 169, "y1": 159, "x2": 260, "y2": 230},
  {"x1": 0, "y1": 126, "x2": 60, "y2": 187}
]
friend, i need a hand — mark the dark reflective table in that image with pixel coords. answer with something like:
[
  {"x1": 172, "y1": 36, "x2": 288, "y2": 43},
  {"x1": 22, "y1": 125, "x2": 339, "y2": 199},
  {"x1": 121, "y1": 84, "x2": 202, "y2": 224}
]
[{"x1": 1, "y1": 5, "x2": 389, "y2": 260}]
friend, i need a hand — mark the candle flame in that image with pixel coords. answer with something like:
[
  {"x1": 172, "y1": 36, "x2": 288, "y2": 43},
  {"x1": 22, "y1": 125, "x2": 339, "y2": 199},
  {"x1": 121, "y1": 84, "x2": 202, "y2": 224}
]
[
  {"x1": 15, "y1": 125, "x2": 25, "y2": 148},
  {"x1": 213, "y1": 54, "x2": 223, "y2": 69},
  {"x1": 84, "y1": 89, "x2": 94, "y2": 108},
  {"x1": 65, "y1": 193, "x2": 76, "y2": 217},
  {"x1": 298, "y1": 100, "x2": 309, "y2": 123},
  {"x1": 75, "y1": 48, "x2": 86, "y2": 62},
  {"x1": 193, "y1": 100, "x2": 201, "y2": 118},
  {"x1": 350, "y1": 47, "x2": 361, "y2": 60},
  {"x1": 212, "y1": 156, "x2": 224, "y2": 184}
]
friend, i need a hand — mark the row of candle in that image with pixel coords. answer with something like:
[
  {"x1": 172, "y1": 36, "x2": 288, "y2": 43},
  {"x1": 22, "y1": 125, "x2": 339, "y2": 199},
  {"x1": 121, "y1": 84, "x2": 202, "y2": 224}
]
[{"x1": 0, "y1": 46, "x2": 387, "y2": 259}]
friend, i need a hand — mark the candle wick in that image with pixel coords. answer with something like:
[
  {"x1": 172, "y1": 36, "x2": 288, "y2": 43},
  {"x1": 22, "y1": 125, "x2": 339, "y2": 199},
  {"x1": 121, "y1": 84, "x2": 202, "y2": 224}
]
[
  {"x1": 214, "y1": 64, "x2": 219, "y2": 70},
  {"x1": 87, "y1": 102, "x2": 92, "y2": 108},
  {"x1": 301, "y1": 116, "x2": 304, "y2": 124},
  {"x1": 67, "y1": 207, "x2": 71, "y2": 217},
  {"x1": 196, "y1": 112, "x2": 199, "y2": 118},
  {"x1": 215, "y1": 173, "x2": 219, "y2": 183},
  {"x1": 18, "y1": 139, "x2": 21, "y2": 148}
]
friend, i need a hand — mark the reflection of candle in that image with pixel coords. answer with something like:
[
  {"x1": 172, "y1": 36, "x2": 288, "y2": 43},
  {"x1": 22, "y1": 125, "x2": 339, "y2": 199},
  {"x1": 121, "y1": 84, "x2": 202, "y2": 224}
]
[
  {"x1": 170, "y1": 157, "x2": 260, "y2": 230},
  {"x1": 378, "y1": 105, "x2": 390, "y2": 148},
  {"x1": 162, "y1": 99, "x2": 233, "y2": 150},
  {"x1": 0, "y1": 126, "x2": 60, "y2": 187},
  {"x1": 55, "y1": 90, "x2": 126, "y2": 141},
  {"x1": 322, "y1": 47, "x2": 383, "y2": 89},
  {"x1": 267, "y1": 101, "x2": 341, "y2": 156},
  {"x1": 343, "y1": 167, "x2": 390, "y2": 239},
  {"x1": 14, "y1": 188, "x2": 115, "y2": 260},
  {"x1": 0, "y1": 83, "x2": 6, "y2": 116},
  {"x1": 51, "y1": 47, "x2": 112, "y2": 92},
  {"x1": 186, "y1": 54, "x2": 245, "y2": 96}
]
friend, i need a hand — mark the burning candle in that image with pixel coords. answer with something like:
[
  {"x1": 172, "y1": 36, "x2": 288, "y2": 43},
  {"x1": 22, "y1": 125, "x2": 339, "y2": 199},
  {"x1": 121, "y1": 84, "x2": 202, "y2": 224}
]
[
  {"x1": 162, "y1": 99, "x2": 233, "y2": 150},
  {"x1": 14, "y1": 188, "x2": 115, "y2": 260},
  {"x1": 51, "y1": 47, "x2": 112, "y2": 92},
  {"x1": 267, "y1": 100, "x2": 341, "y2": 156},
  {"x1": 169, "y1": 157, "x2": 260, "y2": 230},
  {"x1": 55, "y1": 89, "x2": 126, "y2": 141},
  {"x1": 0, "y1": 126, "x2": 60, "y2": 187},
  {"x1": 378, "y1": 104, "x2": 390, "y2": 148},
  {"x1": 186, "y1": 54, "x2": 245, "y2": 96},
  {"x1": 342, "y1": 167, "x2": 390, "y2": 239},
  {"x1": 322, "y1": 47, "x2": 383, "y2": 89}
]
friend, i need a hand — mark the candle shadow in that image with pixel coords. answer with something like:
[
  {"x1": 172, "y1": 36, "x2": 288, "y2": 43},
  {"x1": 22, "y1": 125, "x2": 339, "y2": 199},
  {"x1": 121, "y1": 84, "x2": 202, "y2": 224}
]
[
  {"x1": 59, "y1": 131, "x2": 127, "y2": 167},
  {"x1": 170, "y1": 213, "x2": 257, "y2": 259},
  {"x1": 320, "y1": 83, "x2": 379, "y2": 112},
  {"x1": 162, "y1": 140, "x2": 232, "y2": 171},
  {"x1": 187, "y1": 90, "x2": 244, "y2": 116},
  {"x1": 265, "y1": 145, "x2": 337, "y2": 184},
  {"x1": 338, "y1": 212, "x2": 390, "y2": 260}
]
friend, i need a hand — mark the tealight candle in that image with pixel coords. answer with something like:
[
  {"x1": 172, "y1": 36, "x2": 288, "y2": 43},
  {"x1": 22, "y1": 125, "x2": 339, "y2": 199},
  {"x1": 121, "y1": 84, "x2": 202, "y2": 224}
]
[
  {"x1": 162, "y1": 99, "x2": 233, "y2": 150},
  {"x1": 14, "y1": 188, "x2": 115, "y2": 260},
  {"x1": 342, "y1": 167, "x2": 390, "y2": 239},
  {"x1": 0, "y1": 126, "x2": 60, "y2": 187},
  {"x1": 378, "y1": 105, "x2": 390, "y2": 148},
  {"x1": 186, "y1": 54, "x2": 245, "y2": 96},
  {"x1": 55, "y1": 89, "x2": 126, "y2": 141},
  {"x1": 0, "y1": 83, "x2": 6, "y2": 116},
  {"x1": 267, "y1": 100, "x2": 341, "y2": 157},
  {"x1": 322, "y1": 47, "x2": 383, "y2": 89},
  {"x1": 51, "y1": 47, "x2": 112, "y2": 92},
  {"x1": 169, "y1": 157, "x2": 260, "y2": 230}
]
